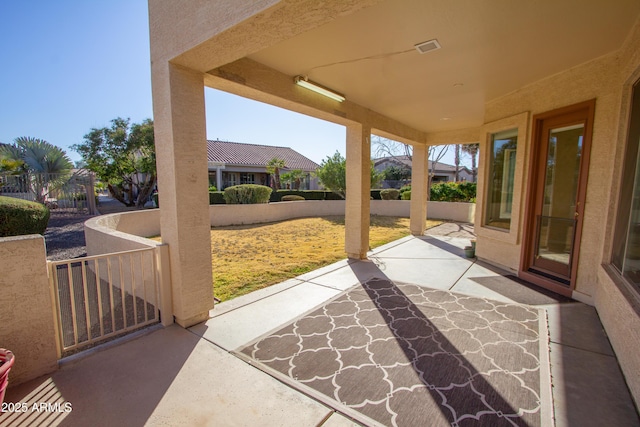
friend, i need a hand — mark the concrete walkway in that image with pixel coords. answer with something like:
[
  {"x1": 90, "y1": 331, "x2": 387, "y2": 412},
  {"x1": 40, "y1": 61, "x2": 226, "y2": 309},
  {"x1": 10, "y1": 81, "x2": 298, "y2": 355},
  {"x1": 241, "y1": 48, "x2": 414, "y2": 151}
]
[{"x1": 2, "y1": 227, "x2": 638, "y2": 426}]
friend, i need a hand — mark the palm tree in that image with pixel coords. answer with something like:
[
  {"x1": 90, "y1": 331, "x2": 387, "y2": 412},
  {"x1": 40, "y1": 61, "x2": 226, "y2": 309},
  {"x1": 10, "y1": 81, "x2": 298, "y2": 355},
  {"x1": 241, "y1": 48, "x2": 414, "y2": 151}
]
[
  {"x1": 461, "y1": 143, "x2": 480, "y2": 183},
  {"x1": 266, "y1": 158, "x2": 286, "y2": 190},
  {"x1": 0, "y1": 137, "x2": 73, "y2": 202},
  {"x1": 282, "y1": 169, "x2": 306, "y2": 190},
  {"x1": 454, "y1": 144, "x2": 461, "y2": 181}
]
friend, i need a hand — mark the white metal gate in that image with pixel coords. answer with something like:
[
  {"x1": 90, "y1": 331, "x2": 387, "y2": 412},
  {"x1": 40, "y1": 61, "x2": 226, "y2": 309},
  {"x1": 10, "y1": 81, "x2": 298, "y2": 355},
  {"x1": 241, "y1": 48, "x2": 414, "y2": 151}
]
[{"x1": 48, "y1": 248, "x2": 161, "y2": 357}]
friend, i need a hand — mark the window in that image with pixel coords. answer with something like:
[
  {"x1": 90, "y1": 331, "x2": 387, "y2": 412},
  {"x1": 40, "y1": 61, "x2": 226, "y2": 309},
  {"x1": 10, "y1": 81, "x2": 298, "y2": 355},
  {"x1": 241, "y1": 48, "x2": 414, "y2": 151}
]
[
  {"x1": 225, "y1": 173, "x2": 238, "y2": 187},
  {"x1": 612, "y1": 78, "x2": 640, "y2": 290},
  {"x1": 485, "y1": 128, "x2": 518, "y2": 230},
  {"x1": 240, "y1": 173, "x2": 255, "y2": 184}
]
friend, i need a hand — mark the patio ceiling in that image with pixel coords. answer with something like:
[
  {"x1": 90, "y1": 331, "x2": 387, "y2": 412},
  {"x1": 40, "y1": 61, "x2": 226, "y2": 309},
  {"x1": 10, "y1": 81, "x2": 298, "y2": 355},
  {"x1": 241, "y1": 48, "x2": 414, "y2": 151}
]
[{"x1": 246, "y1": 0, "x2": 640, "y2": 133}]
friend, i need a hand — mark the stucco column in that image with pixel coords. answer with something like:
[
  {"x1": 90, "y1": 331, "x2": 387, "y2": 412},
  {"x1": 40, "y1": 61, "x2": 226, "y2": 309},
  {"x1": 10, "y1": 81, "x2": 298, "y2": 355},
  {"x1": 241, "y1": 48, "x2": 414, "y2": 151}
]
[
  {"x1": 345, "y1": 123, "x2": 371, "y2": 259},
  {"x1": 152, "y1": 63, "x2": 214, "y2": 328},
  {"x1": 410, "y1": 143, "x2": 428, "y2": 236},
  {"x1": 216, "y1": 166, "x2": 223, "y2": 190}
]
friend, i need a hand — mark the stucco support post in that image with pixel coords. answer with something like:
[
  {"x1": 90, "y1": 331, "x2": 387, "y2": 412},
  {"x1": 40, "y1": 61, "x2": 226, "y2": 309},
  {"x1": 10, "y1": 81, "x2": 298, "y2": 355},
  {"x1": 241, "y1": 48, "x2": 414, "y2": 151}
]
[
  {"x1": 152, "y1": 63, "x2": 214, "y2": 328},
  {"x1": 410, "y1": 144, "x2": 428, "y2": 236},
  {"x1": 216, "y1": 166, "x2": 223, "y2": 190},
  {"x1": 345, "y1": 123, "x2": 371, "y2": 259}
]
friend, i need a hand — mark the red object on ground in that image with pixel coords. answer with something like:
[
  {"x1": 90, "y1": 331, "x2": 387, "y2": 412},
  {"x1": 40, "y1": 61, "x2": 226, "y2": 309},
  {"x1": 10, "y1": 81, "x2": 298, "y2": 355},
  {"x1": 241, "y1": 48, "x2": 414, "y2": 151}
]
[{"x1": 0, "y1": 349, "x2": 15, "y2": 404}]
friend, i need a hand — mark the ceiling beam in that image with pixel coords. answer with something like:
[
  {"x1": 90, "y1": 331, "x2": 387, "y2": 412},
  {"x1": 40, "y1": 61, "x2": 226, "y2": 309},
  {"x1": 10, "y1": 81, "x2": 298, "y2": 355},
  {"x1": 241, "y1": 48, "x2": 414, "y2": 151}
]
[{"x1": 205, "y1": 58, "x2": 428, "y2": 145}]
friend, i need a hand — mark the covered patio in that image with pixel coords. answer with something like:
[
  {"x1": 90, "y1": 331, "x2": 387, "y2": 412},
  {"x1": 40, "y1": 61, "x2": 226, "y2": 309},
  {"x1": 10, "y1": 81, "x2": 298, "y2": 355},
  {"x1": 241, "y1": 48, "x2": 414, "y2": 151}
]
[
  {"x1": 2, "y1": 226, "x2": 637, "y2": 426},
  {"x1": 2, "y1": 1, "x2": 640, "y2": 425},
  {"x1": 144, "y1": 1, "x2": 640, "y2": 419}
]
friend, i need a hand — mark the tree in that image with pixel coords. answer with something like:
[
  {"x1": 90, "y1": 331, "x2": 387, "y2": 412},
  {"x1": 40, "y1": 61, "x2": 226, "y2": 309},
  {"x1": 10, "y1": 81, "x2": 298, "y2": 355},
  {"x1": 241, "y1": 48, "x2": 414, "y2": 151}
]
[
  {"x1": 266, "y1": 157, "x2": 286, "y2": 190},
  {"x1": 280, "y1": 169, "x2": 305, "y2": 190},
  {"x1": 454, "y1": 144, "x2": 461, "y2": 181},
  {"x1": 314, "y1": 151, "x2": 382, "y2": 198},
  {"x1": 382, "y1": 165, "x2": 411, "y2": 182},
  {"x1": 73, "y1": 118, "x2": 156, "y2": 208},
  {"x1": 372, "y1": 135, "x2": 413, "y2": 160},
  {"x1": 461, "y1": 143, "x2": 480, "y2": 182},
  {"x1": 0, "y1": 158, "x2": 24, "y2": 175},
  {"x1": 0, "y1": 137, "x2": 73, "y2": 202},
  {"x1": 372, "y1": 135, "x2": 450, "y2": 192}
]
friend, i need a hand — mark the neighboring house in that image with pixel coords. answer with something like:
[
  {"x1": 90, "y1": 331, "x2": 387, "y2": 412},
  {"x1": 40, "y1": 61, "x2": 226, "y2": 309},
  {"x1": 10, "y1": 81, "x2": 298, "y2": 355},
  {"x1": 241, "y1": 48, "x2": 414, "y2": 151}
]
[
  {"x1": 374, "y1": 155, "x2": 473, "y2": 186},
  {"x1": 148, "y1": 1, "x2": 640, "y2": 405},
  {"x1": 206, "y1": 140, "x2": 320, "y2": 190}
]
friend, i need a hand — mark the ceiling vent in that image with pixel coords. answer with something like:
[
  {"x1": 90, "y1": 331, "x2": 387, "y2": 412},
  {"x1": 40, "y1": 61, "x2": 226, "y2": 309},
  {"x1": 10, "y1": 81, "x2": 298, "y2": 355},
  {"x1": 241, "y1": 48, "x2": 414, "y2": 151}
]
[{"x1": 414, "y1": 39, "x2": 441, "y2": 54}]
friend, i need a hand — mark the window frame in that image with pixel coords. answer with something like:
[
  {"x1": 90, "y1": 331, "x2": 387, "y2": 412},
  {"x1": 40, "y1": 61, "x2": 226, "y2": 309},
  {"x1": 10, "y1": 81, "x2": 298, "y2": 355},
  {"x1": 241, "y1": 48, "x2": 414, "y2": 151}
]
[
  {"x1": 610, "y1": 76, "x2": 640, "y2": 294},
  {"x1": 484, "y1": 128, "x2": 519, "y2": 231},
  {"x1": 476, "y1": 112, "x2": 530, "y2": 245}
]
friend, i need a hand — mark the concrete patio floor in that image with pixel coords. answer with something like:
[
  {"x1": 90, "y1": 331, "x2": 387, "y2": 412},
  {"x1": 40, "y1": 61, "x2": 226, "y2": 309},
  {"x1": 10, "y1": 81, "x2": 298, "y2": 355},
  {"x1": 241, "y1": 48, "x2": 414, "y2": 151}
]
[{"x1": 2, "y1": 224, "x2": 639, "y2": 426}]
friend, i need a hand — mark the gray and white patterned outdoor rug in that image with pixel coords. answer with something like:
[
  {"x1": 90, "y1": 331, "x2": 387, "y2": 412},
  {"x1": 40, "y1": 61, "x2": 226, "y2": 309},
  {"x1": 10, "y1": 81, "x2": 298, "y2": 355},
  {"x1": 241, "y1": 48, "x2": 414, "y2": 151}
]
[{"x1": 237, "y1": 278, "x2": 553, "y2": 427}]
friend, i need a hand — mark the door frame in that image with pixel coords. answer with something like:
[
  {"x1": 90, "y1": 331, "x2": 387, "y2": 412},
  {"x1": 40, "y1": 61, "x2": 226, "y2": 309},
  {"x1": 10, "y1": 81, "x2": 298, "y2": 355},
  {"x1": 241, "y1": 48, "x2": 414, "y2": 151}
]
[{"x1": 519, "y1": 99, "x2": 596, "y2": 296}]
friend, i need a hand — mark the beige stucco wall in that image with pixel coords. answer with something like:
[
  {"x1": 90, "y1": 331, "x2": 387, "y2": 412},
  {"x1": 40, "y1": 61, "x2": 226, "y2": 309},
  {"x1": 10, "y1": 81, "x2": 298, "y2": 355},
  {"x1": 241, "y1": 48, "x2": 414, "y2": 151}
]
[
  {"x1": 85, "y1": 201, "x2": 475, "y2": 248},
  {"x1": 596, "y1": 267, "x2": 640, "y2": 405},
  {"x1": 480, "y1": 52, "x2": 620, "y2": 298},
  {"x1": 474, "y1": 16, "x2": 640, "y2": 406},
  {"x1": 150, "y1": 0, "x2": 384, "y2": 73},
  {"x1": 211, "y1": 201, "x2": 344, "y2": 226},
  {"x1": 85, "y1": 201, "x2": 475, "y2": 242},
  {"x1": 0, "y1": 235, "x2": 58, "y2": 385},
  {"x1": 593, "y1": 17, "x2": 640, "y2": 408},
  {"x1": 428, "y1": 202, "x2": 475, "y2": 223},
  {"x1": 85, "y1": 214, "x2": 161, "y2": 257}
]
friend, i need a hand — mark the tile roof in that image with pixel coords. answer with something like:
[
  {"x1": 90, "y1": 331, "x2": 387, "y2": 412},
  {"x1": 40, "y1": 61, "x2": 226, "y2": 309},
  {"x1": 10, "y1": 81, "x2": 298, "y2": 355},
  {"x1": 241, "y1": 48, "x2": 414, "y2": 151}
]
[
  {"x1": 373, "y1": 155, "x2": 471, "y2": 173},
  {"x1": 207, "y1": 140, "x2": 319, "y2": 171}
]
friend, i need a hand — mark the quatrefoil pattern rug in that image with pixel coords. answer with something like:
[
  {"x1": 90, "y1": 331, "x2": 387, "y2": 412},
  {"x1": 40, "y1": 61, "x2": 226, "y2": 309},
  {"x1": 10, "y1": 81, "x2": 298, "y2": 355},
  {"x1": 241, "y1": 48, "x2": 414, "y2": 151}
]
[{"x1": 238, "y1": 278, "x2": 550, "y2": 427}]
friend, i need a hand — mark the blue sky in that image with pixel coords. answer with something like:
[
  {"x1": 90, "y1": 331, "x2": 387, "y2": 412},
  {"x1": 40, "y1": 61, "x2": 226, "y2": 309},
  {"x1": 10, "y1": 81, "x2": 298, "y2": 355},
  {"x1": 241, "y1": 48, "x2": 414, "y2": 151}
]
[{"x1": 0, "y1": 1, "x2": 463, "y2": 167}]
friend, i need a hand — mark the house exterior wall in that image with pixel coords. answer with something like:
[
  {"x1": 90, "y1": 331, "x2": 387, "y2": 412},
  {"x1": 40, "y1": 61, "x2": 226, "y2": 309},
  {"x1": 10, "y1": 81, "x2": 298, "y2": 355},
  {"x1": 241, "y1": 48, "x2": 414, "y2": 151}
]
[
  {"x1": 208, "y1": 170, "x2": 317, "y2": 190},
  {"x1": 475, "y1": 16, "x2": 640, "y2": 405},
  {"x1": 596, "y1": 17, "x2": 640, "y2": 407},
  {"x1": 375, "y1": 158, "x2": 474, "y2": 184},
  {"x1": 477, "y1": 46, "x2": 620, "y2": 299}
]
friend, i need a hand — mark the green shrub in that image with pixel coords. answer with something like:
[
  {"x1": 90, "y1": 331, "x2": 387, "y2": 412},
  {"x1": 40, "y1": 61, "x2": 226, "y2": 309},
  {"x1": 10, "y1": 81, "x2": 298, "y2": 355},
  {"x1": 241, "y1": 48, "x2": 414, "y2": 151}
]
[
  {"x1": 400, "y1": 185, "x2": 411, "y2": 194},
  {"x1": 62, "y1": 192, "x2": 87, "y2": 201},
  {"x1": 153, "y1": 193, "x2": 159, "y2": 207},
  {"x1": 0, "y1": 196, "x2": 50, "y2": 237},
  {"x1": 208, "y1": 185, "x2": 217, "y2": 192},
  {"x1": 429, "y1": 182, "x2": 476, "y2": 202},
  {"x1": 380, "y1": 189, "x2": 400, "y2": 200},
  {"x1": 270, "y1": 190, "x2": 334, "y2": 202},
  {"x1": 324, "y1": 191, "x2": 344, "y2": 200},
  {"x1": 401, "y1": 190, "x2": 411, "y2": 200},
  {"x1": 223, "y1": 184, "x2": 272, "y2": 204},
  {"x1": 457, "y1": 182, "x2": 477, "y2": 201},
  {"x1": 370, "y1": 189, "x2": 382, "y2": 200},
  {"x1": 209, "y1": 191, "x2": 226, "y2": 204},
  {"x1": 281, "y1": 195, "x2": 305, "y2": 201}
]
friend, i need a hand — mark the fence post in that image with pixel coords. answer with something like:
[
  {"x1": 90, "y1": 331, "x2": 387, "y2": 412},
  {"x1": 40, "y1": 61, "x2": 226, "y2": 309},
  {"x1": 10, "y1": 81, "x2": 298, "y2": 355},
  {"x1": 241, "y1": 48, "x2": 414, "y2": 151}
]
[
  {"x1": 86, "y1": 173, "x2": 97, "y2": 215},
  {"x1": 156, "y1": 244, "x2": 174, "y2": 327},
  {"x1": 47, "y1": 261, "x2": 63, "y2": 359}
]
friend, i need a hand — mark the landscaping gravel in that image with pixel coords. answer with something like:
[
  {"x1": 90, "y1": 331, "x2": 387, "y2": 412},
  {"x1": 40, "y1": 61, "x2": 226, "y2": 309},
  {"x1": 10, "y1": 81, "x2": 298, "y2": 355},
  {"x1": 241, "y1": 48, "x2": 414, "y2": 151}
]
[
  {"x1": 43, "y1": 196, "x2": 153, "y2": 261},
  {"x1": 44, "y1": 213, "x2": 96, "y2": 261}
]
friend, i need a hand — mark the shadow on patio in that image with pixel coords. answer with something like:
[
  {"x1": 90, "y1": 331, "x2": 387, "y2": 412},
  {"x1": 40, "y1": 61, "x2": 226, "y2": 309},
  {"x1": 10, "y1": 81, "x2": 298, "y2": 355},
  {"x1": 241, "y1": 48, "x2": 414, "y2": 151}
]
[{"x1": 2, "y1": 226, "x2": 638, "y2": 426}]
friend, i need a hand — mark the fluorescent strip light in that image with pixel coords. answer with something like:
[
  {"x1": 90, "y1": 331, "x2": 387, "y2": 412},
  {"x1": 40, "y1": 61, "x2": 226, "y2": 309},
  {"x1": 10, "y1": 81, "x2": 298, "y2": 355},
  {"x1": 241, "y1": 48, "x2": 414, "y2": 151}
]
[{"x1": 294, "y1": 76, "x2": 345, "y2": 102}]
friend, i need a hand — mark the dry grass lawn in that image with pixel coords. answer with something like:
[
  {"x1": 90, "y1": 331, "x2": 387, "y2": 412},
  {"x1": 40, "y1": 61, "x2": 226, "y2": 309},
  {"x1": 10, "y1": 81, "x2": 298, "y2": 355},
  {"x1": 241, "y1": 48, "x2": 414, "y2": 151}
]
[{"x1": 211, "y1": 216, "x2": 441, "y2": 301}]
